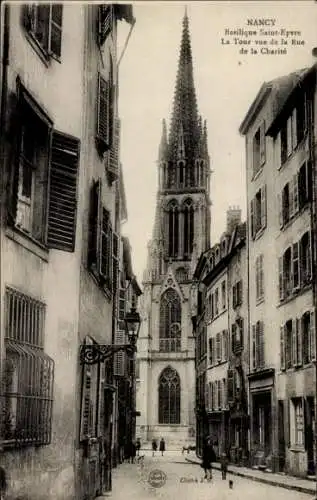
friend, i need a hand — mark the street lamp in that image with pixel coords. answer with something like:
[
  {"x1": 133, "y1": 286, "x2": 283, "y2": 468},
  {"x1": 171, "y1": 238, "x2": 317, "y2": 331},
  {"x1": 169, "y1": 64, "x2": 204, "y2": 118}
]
[{"x1": 124, "y1": 306, "x2": 141, "y2": 444}]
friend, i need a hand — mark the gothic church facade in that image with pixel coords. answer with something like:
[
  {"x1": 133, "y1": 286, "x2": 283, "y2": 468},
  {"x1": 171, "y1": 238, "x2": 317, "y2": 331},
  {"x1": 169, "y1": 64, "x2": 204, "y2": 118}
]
[{"x1": 136, "y1": 12, "x2": 211, "y2": 445}]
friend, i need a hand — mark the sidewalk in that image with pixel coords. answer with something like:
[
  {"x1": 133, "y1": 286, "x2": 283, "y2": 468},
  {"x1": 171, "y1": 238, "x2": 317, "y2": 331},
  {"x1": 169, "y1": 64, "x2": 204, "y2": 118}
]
[{"x1": 185, "y1": 455, "x2": 317, "y2": 496}]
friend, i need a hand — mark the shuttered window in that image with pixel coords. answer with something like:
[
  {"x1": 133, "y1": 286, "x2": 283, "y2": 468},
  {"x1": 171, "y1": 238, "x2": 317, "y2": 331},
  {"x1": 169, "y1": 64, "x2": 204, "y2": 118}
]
[
  {"x1": 107, "y1": 118, "x2": 120, "y2": 184},
  {"x1": 23, "y1": 4, "x2": 63, "y2": 59},
  {"x1": 47, "y1": 131, "x2": 80, "y2": 252},
  {"x1": 97, "y1": 4, "x2": 113, "y2": 46},
  {"x1": 114, "y1": 329, "x2": 125, "y2": 377},
  {"x1": 96, "y1": 73, "x2": 111, "y2": 151},
  {"x1": 280, "y1": 325, "x2": 285, "y2": 370},
  {"x1": 227, "y1": 370, "x2": 234, "y2": 405}
]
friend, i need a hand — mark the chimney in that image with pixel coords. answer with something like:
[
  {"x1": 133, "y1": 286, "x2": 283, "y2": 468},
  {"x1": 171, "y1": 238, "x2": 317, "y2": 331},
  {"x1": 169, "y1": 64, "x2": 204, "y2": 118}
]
[{"x1": 226, "y1": 206, "x2": 241, "y2": 234}]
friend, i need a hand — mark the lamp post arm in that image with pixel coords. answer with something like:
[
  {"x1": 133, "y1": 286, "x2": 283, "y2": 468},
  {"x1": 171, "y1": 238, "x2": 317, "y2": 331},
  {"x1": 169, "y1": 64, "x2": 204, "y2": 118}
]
[{"x1": 80, "y1": 344, "x2": 136, "y2": 365}]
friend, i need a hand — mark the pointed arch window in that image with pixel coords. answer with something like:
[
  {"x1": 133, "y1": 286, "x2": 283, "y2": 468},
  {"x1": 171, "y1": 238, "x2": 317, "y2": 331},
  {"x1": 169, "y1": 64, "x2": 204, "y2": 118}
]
[
  {"x1": 158, "y1": 367, "x2": 181, "y2": 424},
  {"x1": 167, "y1": 200, "x2": 179, "y2": 258},
  {"x1": 159, "y1": 288, "x2": 181, "y2": 352},
  {"x1": 183, "y1": 198, "x2": 194, "y2": 259}
]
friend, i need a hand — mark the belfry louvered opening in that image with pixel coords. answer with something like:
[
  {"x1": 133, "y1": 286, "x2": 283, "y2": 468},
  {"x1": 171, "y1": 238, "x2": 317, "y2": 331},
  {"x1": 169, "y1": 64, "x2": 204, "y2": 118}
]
[{"x1": 2, "y1": 287, "x2": 54, "y2": 447}]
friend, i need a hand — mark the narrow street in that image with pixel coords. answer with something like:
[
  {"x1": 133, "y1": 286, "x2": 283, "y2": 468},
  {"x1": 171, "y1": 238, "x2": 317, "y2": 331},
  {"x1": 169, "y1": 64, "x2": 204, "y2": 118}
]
[{"x1": 108, "y1": 452, "x2": 314, "y2": 500}]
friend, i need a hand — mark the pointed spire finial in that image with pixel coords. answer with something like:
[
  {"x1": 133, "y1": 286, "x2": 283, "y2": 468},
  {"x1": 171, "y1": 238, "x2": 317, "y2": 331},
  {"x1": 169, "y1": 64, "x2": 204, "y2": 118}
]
[{"x1": 158, "y1": 118, "x2": 168, "y2": 161}]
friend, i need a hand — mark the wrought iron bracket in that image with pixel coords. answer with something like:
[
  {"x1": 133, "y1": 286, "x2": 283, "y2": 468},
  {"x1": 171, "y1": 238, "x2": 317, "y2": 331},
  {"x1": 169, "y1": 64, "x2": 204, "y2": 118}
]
[{"x1": 80, "y1": 343, "x2": 136, "y2": 365}]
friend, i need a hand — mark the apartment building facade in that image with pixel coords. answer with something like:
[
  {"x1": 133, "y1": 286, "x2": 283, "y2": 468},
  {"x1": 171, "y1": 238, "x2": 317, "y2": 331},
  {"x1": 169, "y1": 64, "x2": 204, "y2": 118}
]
[
  {"x1": 240, "y1": 65, "x2": 317, "y2": 476},
  {"x1": 193, "y1": 210, "x2": 249, "y2": 463},
  {"x1": 0, "y1": 4, "x2": 136, "y2": 499}
]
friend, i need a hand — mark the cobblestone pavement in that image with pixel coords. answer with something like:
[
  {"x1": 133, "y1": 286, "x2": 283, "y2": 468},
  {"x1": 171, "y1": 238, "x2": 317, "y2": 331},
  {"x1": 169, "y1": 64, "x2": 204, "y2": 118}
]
[{"x1": 104, "y1": 454, "x2": 314, "y2": 500}]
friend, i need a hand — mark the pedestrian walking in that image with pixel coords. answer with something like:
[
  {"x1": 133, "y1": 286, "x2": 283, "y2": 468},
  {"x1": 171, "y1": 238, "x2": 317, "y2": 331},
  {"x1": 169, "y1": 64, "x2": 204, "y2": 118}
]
[
  {"x1": 159, "y1": 437, "x2": 165, "y2": 456},
  {"x1": 200, "y1": 437, "x2": 216, "y2": 481},
  {"x1": 152, "y1": 438, "x2": 158, "y2": 457},
  {"x1": 136, "y1": 437, "x2": 141, "y2": 456},
  {"x1": 220, "y1": 451, "x2": 228, "y2": 480}
]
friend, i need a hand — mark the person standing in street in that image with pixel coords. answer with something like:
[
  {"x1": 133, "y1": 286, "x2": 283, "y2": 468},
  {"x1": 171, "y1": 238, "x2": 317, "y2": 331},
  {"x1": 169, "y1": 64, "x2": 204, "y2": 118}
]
[
  {"x1": 152, "y1": 438, "x2": 158, "y2": 457},
  {"x1": 220, "y1": 451, "x2": 229, "y2": 480},
  {"x1": 159, "y1": 437, "x2": 165, "y2": 456},
  {"x1": 136, "y1": 437, "x2": 141, "y2": 456},
  {"x1": 201, "y1": 437, "x2": 216, "y2": 481}
]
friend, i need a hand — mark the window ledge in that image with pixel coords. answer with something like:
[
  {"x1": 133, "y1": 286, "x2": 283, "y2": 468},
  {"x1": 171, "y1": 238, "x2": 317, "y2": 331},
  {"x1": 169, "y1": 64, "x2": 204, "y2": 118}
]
[
  {"x1": 279, "y1": 203, "x2": 310, "y2": 233},
  {"x1": 278, "y1": 283, "x2": 312, "y2": 307},
  {"x1": 6, "y1": 227, "x2": 49, "y2": 262},
  {"x1": 256, "y1": 296, "x2": 265, "y2": 306},
  {"x1": 253, "y1": 227, "x2": 266, "y2": 242},
  {"x1": 251, "y1": 166, "x2": 264, "y2": 183},
  {"x1": 278, "y1": 135, "x2": 308, "y2": 172},
  {"x1": 24, "y1": 30, "x2": 51, "y2": 66}
]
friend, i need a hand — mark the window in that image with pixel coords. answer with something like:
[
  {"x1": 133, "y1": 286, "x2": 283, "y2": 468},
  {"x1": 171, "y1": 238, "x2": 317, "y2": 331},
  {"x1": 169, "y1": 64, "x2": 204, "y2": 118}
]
[
  {"x1": 8, "y1": 81, "x2": 80, "y2": 252},
  {"x1": 214, "y1": 289, "x2": 219, "y2": 316},
  {"x1": 222, "y1": 379, "x2": 227, "y2": 409},
  {"x1": 302, "y1": 312, "x2": 310, "y2": 365},
  {"x1": 252, "y1": 321, "x2": 265, "y2": 370},
  {"x1": 23, "y1": 4, "x2": 63, "y2": 59},
  {"x1": 285, "y1": 319, "x2": 293, "y2": 369},
  {"x1": 279, "y1": 233, "x2": 312, "y2": 301},
  {"x1": 222, "y1": 330, "x2": 228, "y2": 361},
  {"x1": 279, "y1": 101, "x2": 305, "y2": 167},
  {"x1": 298, "y1": 161, "x2": 312, "y2": 209},
  {"x1": 300, "y1": 232, "x2": 312, "y2": 286},
  {"x1": 221, "y1": 280, "x2": 226, "y2": 310},
  {"x1": 216, "y1": 333, "x2": 221, "y2": 362},
  {"x1": 232, "y1": 280, "x2": 243, "y2": 308},
  {"x1": 167, "y1": 200, "x2": 179, "y2": 258},
  {"x1": 232, "y1": 318, "x2": 243, "y2": 352},
  {"x1": 159, "y1": 288, "x2": 181, "y2": 352},
  {"x1": 3, "y1": 287, "x2": 54, "y2": 446},
  {"x1": 158, "y1": 367, "x2": 180, "y2": 424},
  {"x1": 183, "y1": 199, "x2": 194, "y2": 259},
  {"x1": 252, "y1": 121, "x2": 266, "y2": 177},
  {"x1": 208, "y1": 338, "x2": 213, "y2": 365},
  {"x1": 250, "y1": 186, "x2": 267, "y2": 238},
  {"x1": 96, "y1": 73, "x2": 114, "y2": 153},
  {"x1": 255, "y1": 255, "x2": 264, "y2": 302},
  {"x1": 227, "y1": 370, "x2": 235, "y2": 405},
  {"x1": 88, "y1": 179, "x2": 113, "y2": 291},
  {"x1": 291, "y1": 398, "x2": 304, "y2": 447},
  {"x1": 280, "y1": 317, "x2": 303, "y2": 369}
]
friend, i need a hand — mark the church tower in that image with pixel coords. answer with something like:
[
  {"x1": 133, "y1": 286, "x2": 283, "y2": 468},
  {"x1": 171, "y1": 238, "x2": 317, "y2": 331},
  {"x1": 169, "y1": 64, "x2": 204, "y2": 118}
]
[{"x1": 136, "y1": 11, "x2": 211, "y2": 446}]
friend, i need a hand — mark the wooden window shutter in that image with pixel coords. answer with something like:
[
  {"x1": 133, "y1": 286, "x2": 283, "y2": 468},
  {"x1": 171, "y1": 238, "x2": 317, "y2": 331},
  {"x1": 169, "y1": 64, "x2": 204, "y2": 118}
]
[
  {"x1": 50, "y1": 5, "x2": 63, "y2": 58},
  {"x1": 292, "y1": 242, "x2": 299, "y2": 290},
  {"x1": 114, "y1": 329, "x2": 125, "y2": 377},
  {"x1": 96, "y1": 73, "x2": 110, "y2": 150},
  {"x1": 296, "y1": 317, "x2": 302, "y2": 366},
  {"x1": 280, "y1": 325, "x2": 285, "y2": 370},
  {"x1": 252, "y1": 324, "x2": 256, "y2": 369},
  {"x1": 47, "y1": 131, "x2": 80, "y2": 252},
  {"x1": 278, "y1": 256, "x2": 284, "y2": 301},
  {"x1": 231, "y1": 323, "x2": 236, "y2": 353},
  {"x1": 107, "y1": 118, "x2": 120, "y2": 183},
  {"x1": 98, "y1": 5, "x2": 113, "y2": 46},
  {"x1": 80, "y1": 365, "x2": 92, "y2": 440},
  {"x1": 88, "y1": 179, "x2": 102, "y2": 270},
  {"x1": 209, "y1": 338, "x2": 213, "y2": 364},
  {"x1": 289, "y1": 178, "x2": 294, "y2": 218},
  {"x1": 250, "y1": 198, "x2": 255, "y2": 239},
  {"x1": 310, "y1": 310, "x2": 316, "y2": 362},
  {"x1": 112, "y1": 232, "x2": 119, "y2": 294},
  {"x1": 227, "y1": 369, "x2": 234, "y2": 405},
  {"x1": 216, "y1": 332, "x2": 221, "y2": 361},
  {"x1": 292, "y1": 108, "x2": 298, "y2": 148},
  {"x1": 259, "y1": 321, "x2": 265, "y2": 367},
  {"x1": 276, "y1": 131, "x2": 282, "y2": 169},
  {"x1": 277, "y1": 193, "x2": 283, "y2": 229},
  {"x1": 211, "y1": 337, "x2": 215, "y2": 365},
  {"x1": 291, "y1": 319, "x2": 297, "y2": 366},
  {"x1": 293, "y1": 173, "x2": 299, "y2": 214},
  {"x1": 261, "y1": 185, "x2": 267, "y2": 229},
  {"x1": 99, "y1": 208, "x2": 111, "y2": 282},
  {"x1": 285, "y1": 399, "x2": 291, "y2": 448},
  {"x1": 287, "y1": 116, "x2": 293, "y2": 156},
  {"x1": 260, "y1": 120, "x2": 266, "y2": 166}
]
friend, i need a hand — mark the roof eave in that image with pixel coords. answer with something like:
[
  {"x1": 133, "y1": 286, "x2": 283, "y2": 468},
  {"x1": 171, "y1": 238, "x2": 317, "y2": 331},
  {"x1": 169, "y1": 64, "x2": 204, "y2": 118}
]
[{"x1": 239, "y1": 83, "x2": 272, "y2": 136}]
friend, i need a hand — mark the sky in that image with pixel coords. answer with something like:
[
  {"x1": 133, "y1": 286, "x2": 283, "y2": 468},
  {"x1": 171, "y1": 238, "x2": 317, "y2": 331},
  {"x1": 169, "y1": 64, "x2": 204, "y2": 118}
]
[{"x1": 116, "y1": 1, "x2": 317, "y2": 284}]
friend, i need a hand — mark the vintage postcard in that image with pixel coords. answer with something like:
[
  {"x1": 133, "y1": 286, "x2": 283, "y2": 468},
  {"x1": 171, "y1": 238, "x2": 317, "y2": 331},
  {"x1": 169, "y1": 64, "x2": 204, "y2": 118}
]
[{"x1": 0, "y1": 1, "x2": 317, "y2": 499}]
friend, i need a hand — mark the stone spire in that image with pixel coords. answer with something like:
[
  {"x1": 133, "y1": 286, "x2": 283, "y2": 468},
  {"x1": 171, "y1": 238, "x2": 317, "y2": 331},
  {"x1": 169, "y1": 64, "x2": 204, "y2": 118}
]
[
  {"x1": 168, "y1": 11, "x2": 200, "y2": 163},
  {"x1": 158, "y1": 119, "x2": 168, "y2": 161}
]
